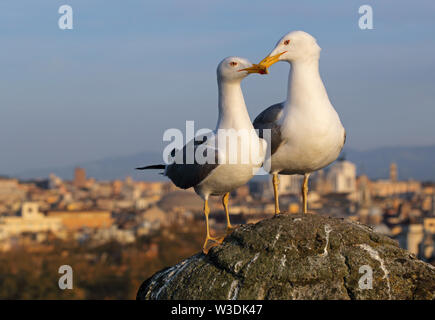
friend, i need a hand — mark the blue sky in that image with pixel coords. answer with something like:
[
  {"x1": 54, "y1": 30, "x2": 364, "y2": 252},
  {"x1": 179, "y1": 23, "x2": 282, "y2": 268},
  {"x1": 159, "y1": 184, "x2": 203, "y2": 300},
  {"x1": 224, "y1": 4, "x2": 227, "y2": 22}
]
[{"x1": 1, "y1": 0, "x2": 435, "y2": 174}]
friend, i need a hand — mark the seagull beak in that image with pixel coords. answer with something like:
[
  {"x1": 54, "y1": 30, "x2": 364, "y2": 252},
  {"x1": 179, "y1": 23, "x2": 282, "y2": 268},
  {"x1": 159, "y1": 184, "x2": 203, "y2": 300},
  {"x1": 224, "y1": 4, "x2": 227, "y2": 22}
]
[
  {"x1": 239, "y1": 64, "x2": 268, "y2": 75},
  {"x1": 257, "y1": 51, "x2": 287, "y2": 73}
]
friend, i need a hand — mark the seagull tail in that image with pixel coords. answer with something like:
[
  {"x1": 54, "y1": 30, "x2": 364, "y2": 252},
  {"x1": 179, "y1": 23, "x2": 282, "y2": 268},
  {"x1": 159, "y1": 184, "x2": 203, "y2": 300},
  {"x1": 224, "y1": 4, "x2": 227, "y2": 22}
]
[{"x1": 135, "y1": 164, "x2": 165, "y2": 170}]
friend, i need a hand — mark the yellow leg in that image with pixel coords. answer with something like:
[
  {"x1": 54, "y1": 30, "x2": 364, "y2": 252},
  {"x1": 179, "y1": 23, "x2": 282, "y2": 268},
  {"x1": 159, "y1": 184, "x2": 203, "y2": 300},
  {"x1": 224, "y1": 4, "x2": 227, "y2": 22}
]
[
  {"x1": 272, "y1": 173, "x2": 280, "y2": 215},
  {"x1": 302, "y1": 173, "x2": 310, "y2": 213},
  {"x1": 222, "y1": 192, "x2": 234, "y2": 232},
  {"x1": 203, "y1": 199, "x2": 223, "y2": 254}
]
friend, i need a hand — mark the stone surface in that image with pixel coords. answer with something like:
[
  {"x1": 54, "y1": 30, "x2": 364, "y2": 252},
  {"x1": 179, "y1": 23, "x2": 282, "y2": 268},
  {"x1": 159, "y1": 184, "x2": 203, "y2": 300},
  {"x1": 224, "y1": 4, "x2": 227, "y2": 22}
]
[{"x1": 137, "y1": 213, "x2": 435, "y2": 300}]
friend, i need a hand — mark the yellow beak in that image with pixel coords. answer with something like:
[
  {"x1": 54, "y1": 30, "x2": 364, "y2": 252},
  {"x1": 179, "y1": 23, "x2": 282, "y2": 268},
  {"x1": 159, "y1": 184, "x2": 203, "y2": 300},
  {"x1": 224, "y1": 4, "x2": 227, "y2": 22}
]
[
  {"x1": 239, "y1": 64, "x2": 268, "y2": 74},
  {"x1": 256, "y1": 51, "x2": 287, "y2": 73}
]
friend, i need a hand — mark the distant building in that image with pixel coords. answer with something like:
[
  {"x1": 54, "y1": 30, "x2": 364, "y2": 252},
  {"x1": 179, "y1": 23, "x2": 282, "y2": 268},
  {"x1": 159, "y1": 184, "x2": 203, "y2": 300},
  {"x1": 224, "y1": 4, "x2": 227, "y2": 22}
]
[
  {"x1": 141, "y1": 206, "x2": 167, "y2": 227},
  {"x1": 0, "y1": 177, "x2": 25, "y2": 202},
  {"x1": 403, "y1": 218, "x2": 435, "y2": 261},
  {"x1": 231, "y1": 185, "x2": 250, "y2": 199},
  {"x1": 390, "y1": 162, "x2": 398, "y2": 182},
  {"x1": 112, "y1": 180, "x2": 123, "y2": 195},
  {"x1": 92, "y1": 226, "x2": 135, "y2": 245},
  {"x1": 276, "y1": 175, "x2": 303, "y2": 195},
  {"x1": 312, "y1": 170, "x2": 328, "y2": 194},
  {"x1": 0, "y1": 178, "x2": 19, "y2": 192},
  {"x1": 74, "y1": 167, "x2": 87, "y2": 188},
  {"x1": 0, "y1": 202, "x2": 62, "y2": 239},
  {"x1": 46, "y1": 210, "x2": 113, "y2": 231},
  {"x1": 407, "y1": 224, "x2": 424, "y2": 256},
  {"x1": 370, "y1": 180, "x2": 421, "y2": 199},
  {"x1": 248, "y1": 181, "x2": 270, "y2": 198},
  {"x1": 366, "y1": 163, "x2": 422, "y2": 198},
  {"x1": 21, "y1": 202, "x2": 42, "y2": 219},
  {"x1": 326, "y1": 160, "x2": 356, "y2": 194},
  {"x1": 356, "y1": 175, "x2": 372, "y2": 207},
  {"x1": 49, "y1": 173, "x2": 63, "y2": 189}
]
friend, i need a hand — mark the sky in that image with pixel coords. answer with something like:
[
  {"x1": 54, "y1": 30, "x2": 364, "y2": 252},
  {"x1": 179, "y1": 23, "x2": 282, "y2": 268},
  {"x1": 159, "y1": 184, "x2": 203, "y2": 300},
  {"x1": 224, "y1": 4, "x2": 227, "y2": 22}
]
[{"x1": 1, "y1": 0, "x2": 435, "y2": 175}]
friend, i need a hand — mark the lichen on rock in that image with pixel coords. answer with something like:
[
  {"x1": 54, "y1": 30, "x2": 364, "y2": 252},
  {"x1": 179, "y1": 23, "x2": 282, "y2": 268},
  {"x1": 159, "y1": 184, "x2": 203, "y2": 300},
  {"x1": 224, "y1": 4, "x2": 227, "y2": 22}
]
[{"x1": 137, "y1": 213, "x2": 435, "y2": 300}]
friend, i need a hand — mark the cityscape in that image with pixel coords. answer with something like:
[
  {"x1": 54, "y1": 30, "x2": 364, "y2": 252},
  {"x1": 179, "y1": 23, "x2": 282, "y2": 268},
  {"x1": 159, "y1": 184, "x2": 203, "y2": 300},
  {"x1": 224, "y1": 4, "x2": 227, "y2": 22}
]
[{"x1": 0, "y1": 159, "x2": 434, "y2": 299}]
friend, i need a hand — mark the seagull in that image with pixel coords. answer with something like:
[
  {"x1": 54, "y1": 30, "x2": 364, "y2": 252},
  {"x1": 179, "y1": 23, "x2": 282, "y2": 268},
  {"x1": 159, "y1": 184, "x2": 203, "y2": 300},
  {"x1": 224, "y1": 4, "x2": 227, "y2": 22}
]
[
  {"x1": 137, "y1": 57, "x2": 267, "y2": 252},
  {"x1": 253, "y1": 31, "x2": 346, "y2": 214}
]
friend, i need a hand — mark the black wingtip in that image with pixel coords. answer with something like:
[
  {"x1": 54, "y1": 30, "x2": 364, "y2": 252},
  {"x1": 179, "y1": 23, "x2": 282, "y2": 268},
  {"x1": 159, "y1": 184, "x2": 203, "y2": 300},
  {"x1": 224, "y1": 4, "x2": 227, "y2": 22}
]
[{"x1": 135, "y1": 164, "x2": 165, "y2": 170}]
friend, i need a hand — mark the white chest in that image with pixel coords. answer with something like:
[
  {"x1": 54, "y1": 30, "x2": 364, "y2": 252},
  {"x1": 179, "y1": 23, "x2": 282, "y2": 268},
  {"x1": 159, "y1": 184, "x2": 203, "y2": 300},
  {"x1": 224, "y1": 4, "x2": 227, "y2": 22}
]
[
  {"x1": 271, "y1": 104, "x2": 345, "y2": 174},
  {"x1": 195, "y1": 135, "x2": 266, "y2": 198}
]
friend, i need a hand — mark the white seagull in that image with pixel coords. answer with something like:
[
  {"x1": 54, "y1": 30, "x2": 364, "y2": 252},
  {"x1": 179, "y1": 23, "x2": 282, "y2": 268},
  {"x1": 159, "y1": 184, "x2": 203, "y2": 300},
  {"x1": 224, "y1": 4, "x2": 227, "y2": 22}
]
[
  {"x1": 137, "y1": 57, "x2": 267, "y2": 252},
  {"x1": 253, "y1": 31, "x2": 346, "y2": 214}
]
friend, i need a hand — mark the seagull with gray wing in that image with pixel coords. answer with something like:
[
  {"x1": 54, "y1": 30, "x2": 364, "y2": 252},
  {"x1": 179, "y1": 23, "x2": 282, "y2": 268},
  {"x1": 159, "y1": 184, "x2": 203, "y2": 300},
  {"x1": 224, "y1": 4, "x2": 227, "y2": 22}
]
[
  {"x1": 254, "y1": 31, "x2": 346, "y2": 214},
  {"x1": 137, "y1": 57, "x2": 267, "y2": 252}
]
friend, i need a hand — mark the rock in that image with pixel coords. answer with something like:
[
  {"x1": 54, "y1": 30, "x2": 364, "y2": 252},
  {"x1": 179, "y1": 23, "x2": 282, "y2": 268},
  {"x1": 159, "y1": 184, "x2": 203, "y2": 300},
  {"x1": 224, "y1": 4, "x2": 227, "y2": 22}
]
[{"x1": 137, "y1": 213, "x2": 435, "y2": 300}]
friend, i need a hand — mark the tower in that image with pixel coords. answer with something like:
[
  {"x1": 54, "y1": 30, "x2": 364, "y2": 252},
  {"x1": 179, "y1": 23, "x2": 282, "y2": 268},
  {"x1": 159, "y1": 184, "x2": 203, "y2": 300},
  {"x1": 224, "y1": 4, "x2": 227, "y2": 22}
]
[
  {"x1": 74, "y1": 167, "x2": 86, "y2": 188},
  {"x1": 390, "y1": 162, "x2": 398, "y2": 182}
]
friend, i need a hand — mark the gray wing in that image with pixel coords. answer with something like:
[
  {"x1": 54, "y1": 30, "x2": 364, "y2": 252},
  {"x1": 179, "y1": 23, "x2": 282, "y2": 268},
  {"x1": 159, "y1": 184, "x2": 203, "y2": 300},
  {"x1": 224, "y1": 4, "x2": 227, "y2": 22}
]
[
  {"x1": 340, "y1": 129, "x2": 346, "y2": 152},
  {"x1": 253, "y1": 102, "x2": 285, "y2": 155},
  {"x1": 165, "y1": 136, "x2": 219, "y2": 189}
]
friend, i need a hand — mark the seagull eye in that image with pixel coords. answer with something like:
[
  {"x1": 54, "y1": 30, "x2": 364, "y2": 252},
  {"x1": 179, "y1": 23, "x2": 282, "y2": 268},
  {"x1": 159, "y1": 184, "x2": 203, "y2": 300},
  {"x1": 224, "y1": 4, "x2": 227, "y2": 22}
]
[
  {"x1": 229, "y1": 61, "x2": 238, "y2": 67},
  {"x1": 284, "y1": 39, "x2": 290, "y2": 45}
]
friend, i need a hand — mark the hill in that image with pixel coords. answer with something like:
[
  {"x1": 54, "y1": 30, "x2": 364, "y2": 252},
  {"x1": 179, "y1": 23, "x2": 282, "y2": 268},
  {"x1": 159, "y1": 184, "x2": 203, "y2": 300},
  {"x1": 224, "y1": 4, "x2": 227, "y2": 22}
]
[
  {"x1": 13, "y1": 145, "x2": 435, "y2": 181},
  {"x1": 15, "y1": 151, "x2": 164, "y2": 181},
  {"x1": 345, "y1": 145, "x2": 435, "y2": 181}
]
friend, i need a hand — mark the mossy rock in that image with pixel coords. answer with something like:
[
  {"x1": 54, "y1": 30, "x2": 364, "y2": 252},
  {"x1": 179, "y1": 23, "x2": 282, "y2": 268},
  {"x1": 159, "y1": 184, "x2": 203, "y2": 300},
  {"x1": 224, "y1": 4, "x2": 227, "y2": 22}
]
[{"x1": 137, "y1": 213, "x2": 435, "y2": 300}]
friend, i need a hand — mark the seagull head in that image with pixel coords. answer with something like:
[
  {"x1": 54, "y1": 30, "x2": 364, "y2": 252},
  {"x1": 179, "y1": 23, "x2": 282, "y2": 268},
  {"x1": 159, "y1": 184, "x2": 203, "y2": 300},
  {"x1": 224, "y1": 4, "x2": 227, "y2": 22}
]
[
  {"x1": 217, "y1": 57, "x2": 267, "y2": 82},
  {"x1": 257, "y1": 31, "x2": 321, "y2": 71}
]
